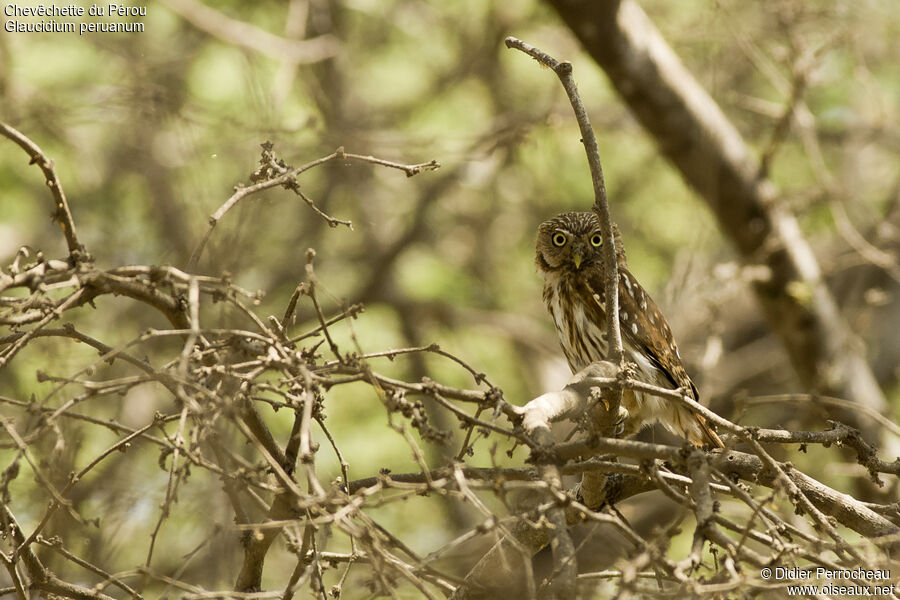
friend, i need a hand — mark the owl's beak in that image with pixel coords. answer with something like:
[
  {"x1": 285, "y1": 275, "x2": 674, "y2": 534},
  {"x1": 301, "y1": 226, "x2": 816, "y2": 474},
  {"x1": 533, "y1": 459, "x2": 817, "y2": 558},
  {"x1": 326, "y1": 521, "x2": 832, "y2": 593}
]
[{"x1": 573, "y1": 253, "x2": 583, "y2": 269}]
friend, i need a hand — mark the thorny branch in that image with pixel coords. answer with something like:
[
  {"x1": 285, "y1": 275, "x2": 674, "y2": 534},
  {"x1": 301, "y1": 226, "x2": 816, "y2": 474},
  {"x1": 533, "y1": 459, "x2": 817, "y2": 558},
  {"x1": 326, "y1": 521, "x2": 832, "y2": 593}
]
[{"x1": 186, "y1": 142, "x2": 439, "y2": 270}]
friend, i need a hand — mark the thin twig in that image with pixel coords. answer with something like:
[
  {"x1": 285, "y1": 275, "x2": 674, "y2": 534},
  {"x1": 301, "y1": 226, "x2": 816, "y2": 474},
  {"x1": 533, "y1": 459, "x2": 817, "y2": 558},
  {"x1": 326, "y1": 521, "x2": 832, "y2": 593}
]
[
  {"x1": 0, "y1": 121, "x2": 85, "y2": 258},
  {"x1": 504, "y1": 37, "x2": 621, "y2": 365},
  {"x1": 187, "y1": 146, "x2": 438, "y2": 269}
]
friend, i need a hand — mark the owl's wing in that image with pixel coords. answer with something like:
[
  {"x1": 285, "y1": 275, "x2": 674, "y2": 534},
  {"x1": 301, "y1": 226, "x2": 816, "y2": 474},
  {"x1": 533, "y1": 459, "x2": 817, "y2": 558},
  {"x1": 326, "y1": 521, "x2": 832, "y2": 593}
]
[
  {"x1": 619, "y1": 269, "x2": 691, "y2": 389},
  {"x1": 584, "y1": 267, "x2": 723, "y2": 448}
]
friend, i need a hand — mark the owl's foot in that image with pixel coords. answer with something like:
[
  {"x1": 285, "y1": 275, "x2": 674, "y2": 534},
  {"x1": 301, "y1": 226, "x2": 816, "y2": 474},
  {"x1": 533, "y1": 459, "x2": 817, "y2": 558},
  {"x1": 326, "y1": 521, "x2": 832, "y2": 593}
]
[{"x1": 614, "y1": 405, "x2": 629, "y2": 437}]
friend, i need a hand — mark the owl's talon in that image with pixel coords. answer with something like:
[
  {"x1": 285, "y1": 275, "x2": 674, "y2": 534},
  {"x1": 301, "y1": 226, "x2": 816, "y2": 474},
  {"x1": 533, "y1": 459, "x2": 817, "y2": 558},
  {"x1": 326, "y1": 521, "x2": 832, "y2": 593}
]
[{"x1": 615, "y1": 406, "x2": 628, "y2": 437}]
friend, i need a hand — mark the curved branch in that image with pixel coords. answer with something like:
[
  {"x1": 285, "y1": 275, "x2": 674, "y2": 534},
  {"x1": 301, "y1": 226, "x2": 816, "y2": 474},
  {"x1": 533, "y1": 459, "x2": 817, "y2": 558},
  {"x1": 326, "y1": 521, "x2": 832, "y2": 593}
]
[
  {"x1": 0, "y1": 122, "x2": 85, "y2": 259},
  {"x1": 504, "y1": 36, "x2": 622, "y2": 366}
]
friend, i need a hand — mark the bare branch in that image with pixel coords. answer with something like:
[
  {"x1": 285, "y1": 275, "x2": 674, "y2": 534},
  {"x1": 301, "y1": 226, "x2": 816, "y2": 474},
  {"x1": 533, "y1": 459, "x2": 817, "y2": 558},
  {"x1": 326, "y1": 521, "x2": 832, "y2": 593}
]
[
  {"x1": 0, "y1": 121, "x2": 85, "y2": 259},
  {"x1": 187, "y1": 145, "x2": 439, "y2": 270},
  {"x1": 504, "y1": 36, "x2": 623, "y2": 368}
]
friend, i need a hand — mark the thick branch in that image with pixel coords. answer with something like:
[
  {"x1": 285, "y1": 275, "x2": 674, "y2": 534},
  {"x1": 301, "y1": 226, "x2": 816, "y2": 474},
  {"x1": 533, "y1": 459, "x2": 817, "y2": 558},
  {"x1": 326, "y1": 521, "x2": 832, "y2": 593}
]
[
  {"x1": 158, "y1": 0, "x2": 340, "y2": 63},
  {"x1": 714, "y1": 450, "x2": 900, "y2": 544}
]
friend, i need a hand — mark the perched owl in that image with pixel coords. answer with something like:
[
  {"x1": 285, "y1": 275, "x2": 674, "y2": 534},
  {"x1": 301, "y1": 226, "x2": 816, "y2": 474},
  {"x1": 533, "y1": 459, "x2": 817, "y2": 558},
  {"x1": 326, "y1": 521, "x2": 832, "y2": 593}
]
[{"x1": 536, "y1": 211, "x2": 722, "y2": 447}]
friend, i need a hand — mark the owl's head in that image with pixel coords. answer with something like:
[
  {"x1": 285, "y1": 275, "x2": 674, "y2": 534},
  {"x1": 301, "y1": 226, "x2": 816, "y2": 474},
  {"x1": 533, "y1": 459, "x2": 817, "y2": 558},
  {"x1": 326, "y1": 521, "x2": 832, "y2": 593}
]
[{"x1": 535, "y1": 211, "x2": 626, "y2": 274}]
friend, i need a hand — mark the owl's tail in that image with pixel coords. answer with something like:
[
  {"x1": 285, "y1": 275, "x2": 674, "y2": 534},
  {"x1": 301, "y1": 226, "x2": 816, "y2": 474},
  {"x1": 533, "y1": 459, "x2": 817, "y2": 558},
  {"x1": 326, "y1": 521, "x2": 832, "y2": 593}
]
[
  {"x1": 663, "y1": 405, "x2": 724, "y2": 448},
  {"x1": 684, "y1": 382, "x2": 724, "y2": 448},
  {"x1": 695, "y1": 415, "x2": 724, "y2": 449}
]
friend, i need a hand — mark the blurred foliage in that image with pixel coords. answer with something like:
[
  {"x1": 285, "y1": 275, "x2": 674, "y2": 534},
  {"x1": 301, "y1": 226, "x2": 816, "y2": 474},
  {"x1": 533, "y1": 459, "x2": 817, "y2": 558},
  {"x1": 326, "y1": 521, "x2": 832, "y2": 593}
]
[{"x1": 1, "y1": 0, "x2": 899, "y2": 596}]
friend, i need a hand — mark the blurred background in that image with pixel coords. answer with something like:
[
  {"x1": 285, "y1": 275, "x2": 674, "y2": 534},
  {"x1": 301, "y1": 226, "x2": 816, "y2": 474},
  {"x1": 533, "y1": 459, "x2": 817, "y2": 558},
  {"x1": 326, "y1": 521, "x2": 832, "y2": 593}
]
[{"x1": 1, "y1": 0, "x2": 898, "y2": 595}]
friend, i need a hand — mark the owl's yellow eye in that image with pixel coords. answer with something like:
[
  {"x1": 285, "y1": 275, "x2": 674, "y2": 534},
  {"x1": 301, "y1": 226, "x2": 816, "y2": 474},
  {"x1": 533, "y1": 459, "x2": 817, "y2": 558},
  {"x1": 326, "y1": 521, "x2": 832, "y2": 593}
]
[
  {"x1": 552, "y1": 233, "x2": 567, "y2": 247},
  {"x1": 590, "y1": 233, "x2": 603, "y2": 247}
]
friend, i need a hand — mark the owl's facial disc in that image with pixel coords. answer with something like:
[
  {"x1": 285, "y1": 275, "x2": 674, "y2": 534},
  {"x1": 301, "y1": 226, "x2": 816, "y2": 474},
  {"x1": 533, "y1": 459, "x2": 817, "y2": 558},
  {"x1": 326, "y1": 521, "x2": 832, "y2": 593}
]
[{"x1": 536, "y1": 212, "x2": 606, "y2": 273}]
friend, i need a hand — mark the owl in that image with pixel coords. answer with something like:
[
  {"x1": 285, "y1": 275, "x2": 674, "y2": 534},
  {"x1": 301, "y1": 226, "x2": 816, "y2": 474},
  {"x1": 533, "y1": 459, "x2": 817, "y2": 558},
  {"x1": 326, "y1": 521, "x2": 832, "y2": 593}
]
[{"x1": 535, "y1": 211, "x2": 722, "y2": 448}]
